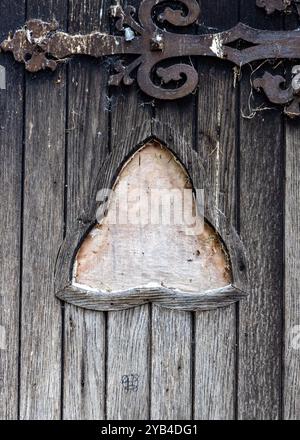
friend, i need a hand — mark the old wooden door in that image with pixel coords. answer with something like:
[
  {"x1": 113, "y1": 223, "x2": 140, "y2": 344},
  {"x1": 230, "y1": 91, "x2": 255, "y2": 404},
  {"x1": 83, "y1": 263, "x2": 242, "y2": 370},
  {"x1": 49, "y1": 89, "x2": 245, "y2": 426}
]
[{"x1": 0, "y1": 0, "x2": 299, "y2": 420}]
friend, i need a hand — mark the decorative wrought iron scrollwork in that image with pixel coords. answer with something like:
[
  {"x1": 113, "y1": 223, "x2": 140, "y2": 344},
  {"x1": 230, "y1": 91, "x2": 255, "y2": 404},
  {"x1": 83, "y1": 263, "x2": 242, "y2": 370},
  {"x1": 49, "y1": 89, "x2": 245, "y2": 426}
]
[
  {"x1": 254, "y1": 66, "x2": 300, "y2": 117},
  {"x1": 2, "y1": 0, "x2": 300, "y2": 113}
]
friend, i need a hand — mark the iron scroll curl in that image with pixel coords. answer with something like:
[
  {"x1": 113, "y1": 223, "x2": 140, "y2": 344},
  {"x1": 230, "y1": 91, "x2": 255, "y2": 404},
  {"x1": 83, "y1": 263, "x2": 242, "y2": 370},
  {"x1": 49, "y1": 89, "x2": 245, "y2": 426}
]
[{"x1": 110, "y1": 0, "x2": 201, "y2": 100}]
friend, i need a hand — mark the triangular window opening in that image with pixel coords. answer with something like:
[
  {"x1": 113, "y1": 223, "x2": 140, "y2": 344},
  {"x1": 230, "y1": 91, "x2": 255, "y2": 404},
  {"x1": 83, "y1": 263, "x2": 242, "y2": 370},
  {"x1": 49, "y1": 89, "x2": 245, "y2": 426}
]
[{"x1": 72, "y1": 141, "x2": 232, "y2": 295}]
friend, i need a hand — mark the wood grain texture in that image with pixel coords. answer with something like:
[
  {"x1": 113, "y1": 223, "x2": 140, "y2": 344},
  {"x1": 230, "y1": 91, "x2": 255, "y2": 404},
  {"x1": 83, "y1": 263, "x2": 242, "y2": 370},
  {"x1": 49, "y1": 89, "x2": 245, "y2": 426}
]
[
  {"x1": 58, "y1": 284, "x2": 246, "y2": 312},
  {"x1": 238, "y1": 0, "x2": 283, "y2": 420},
  {"x1": 105, "y1": 0, "x2": 152, "y2": 420},
  {"x1": 62, "y1": 0, "x2": 110, "y2": 420},
  {"x1": 152, "y1": 97, "x2": 194, "y2": 418},
  {"x1": 0, "y1": 0, "x2": 291, "y2": 421},
  {"x1": 283, "y1": 12, "x2": 300, "y2": 421},
  {"x1": 194, "y1": 0, "x2": 239, "y2": 420},
  {"x1": 194, "y1": 307, "x2": 236, "y2": 420},
  {"x1": 63, "y1": 306, "x2": 105, "y2": 420},
  {"x1": 107, "y1": 307, "x2": 150, "y2": 419},
  {"x1": 151, "y1": 307, "x2": 192, "y2": 420},
  {"x1": 0, "y1": 0, "x2": 25, "y2": 420},
  {"x1": 19, "y1": 0, "x2": 66, "y2": 421},
  {"x1": 284, "y1": 120, "x2": 300, "y2": 420}
]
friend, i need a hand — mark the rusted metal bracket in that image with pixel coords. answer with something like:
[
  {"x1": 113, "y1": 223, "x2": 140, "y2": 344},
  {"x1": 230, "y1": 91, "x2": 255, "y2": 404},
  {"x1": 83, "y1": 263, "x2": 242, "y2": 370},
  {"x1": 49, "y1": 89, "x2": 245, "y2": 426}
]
[{"x1": 1, "y1": 0, "x2": 300, "y2": 114}]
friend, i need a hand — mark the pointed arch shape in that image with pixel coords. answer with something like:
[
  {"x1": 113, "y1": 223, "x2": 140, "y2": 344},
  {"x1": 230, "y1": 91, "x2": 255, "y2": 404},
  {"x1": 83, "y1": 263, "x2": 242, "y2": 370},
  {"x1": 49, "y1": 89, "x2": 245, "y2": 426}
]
[{"x1": 55, "y1": 125, "x2": 248, "y2": 312}]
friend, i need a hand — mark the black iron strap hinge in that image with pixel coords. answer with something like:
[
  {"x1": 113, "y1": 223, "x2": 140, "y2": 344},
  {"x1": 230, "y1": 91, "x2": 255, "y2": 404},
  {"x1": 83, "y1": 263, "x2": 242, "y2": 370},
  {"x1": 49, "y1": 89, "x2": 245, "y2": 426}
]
[{"x1": 1, "y1": 0, "x2": 300, "y2": 116}]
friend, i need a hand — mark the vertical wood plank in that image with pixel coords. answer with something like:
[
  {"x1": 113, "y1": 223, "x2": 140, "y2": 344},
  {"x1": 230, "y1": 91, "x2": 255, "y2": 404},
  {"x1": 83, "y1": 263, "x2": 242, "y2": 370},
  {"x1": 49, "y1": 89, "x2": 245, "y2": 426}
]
[
  {"x1": 283, "y1": 13, "x2": 300, "y2": 421},
  {"x1": 63, "y1": 0, "x2": 109, "y2": 420},
  {"x1": 107, "y1": 307, "x2": 150, "y2": 419},
  {"x1": 284, "y1": 120, "x2": 300, "y2": 420},
  {"x1": 151, "y1": 307, "x2": 192, "y2": 420},
  {"x1": 153, "y1": 98, "x2": 194, "y2": 419},
  {"x1": 193, "y1": 0, "x2": 238, "y2": 420},
  {"x1": 106, "y1": 0, "x2": 152, "y2": 420},
  {"x1": 238, "y1": 1, "x2": 283, "y2": 420},
  {"x1": 0, "y1": 0, "x2": 25, "y2": 420},
  {"x1": 20, "y1": 0, "x2": 67, "y2": 420},
  {"x1": 63, "y1": 306, "x2": 106, "y2": 419},
  {"x1": 195, "y1": 308, "x2": 236, "y2": 419}
]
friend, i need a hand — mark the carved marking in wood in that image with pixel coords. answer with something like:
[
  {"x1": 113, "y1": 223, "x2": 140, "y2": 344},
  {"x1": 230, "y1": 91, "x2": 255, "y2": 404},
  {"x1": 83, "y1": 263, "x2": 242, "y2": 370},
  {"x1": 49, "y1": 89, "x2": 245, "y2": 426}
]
[{"x1": 121, "y1": 374, "x2": 139, "y2": 392}]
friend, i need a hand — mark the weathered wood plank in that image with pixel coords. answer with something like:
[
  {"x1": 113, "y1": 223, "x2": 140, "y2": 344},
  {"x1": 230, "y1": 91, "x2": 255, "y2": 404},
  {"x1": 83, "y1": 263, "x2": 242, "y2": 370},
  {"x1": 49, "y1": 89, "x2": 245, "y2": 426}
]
[
  {"x1": 153, "y1": 95, "x2": 194, "y2": 418},
  {"x1": 151, "y1": 307, "x2": 192, "y2": 420},
  {"x1": 284, "y1": 120, "x2": 300, "y2": 420},
  {"x1": 107, "y1": 307, "x2": 150, "y2": 419},
  {"x1": 0, "y1": 0, "x2": 25, "y2": 420},
  {"x1": 105, "y1": 0, "x2": 152, "y2": 420},
  {"x1": 238, "y1": 0, "x2": 283, "y2": 420},
  {"x1": 194, "y1": 307, "x2": 236, "y2": 419},
  {"x1": 194, "y1": 0, "x2": 239, "y2": 420},
  {"x1": 63, "y1": 306, "x2": 105, "y2": 420},
  {"x1": 283, "y1": 12, "x2": 300, "y2": 421},
  {"x1": 19, "y1": 0, "x2": 66, "y2": 420},
  {"x1": 62, "y1": 0, "x2": 110, "y2": 420},
  {"x1": 66, "y1": 0, "x2": 110, "y2": 235}
]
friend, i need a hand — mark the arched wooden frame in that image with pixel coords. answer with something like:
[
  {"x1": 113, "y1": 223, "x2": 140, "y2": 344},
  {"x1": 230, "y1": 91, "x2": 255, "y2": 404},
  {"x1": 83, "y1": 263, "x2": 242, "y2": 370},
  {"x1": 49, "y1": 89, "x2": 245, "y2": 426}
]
[{"x1": 55, "y1": 123, "x2": 248, "y2": 312}]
